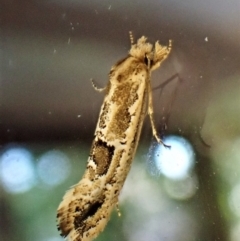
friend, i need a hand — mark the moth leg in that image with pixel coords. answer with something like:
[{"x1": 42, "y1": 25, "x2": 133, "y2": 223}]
[
  {"x1": 91, "y1": 78, "x2": 106, "y2": 92},
  {"x1": 147, "y1": 81, "x2": 171, "y2": 148},
  {"x1": 153, "y1": 74, "x2": 182, "y2": 136}
]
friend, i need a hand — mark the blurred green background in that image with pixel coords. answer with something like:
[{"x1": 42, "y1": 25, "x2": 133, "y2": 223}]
[{"x1": 1, "y1": 0, "x2": 240, "y2": 241}]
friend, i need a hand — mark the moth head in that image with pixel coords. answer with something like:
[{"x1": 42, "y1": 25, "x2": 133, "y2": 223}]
[
  {"x1": 129, "y1": 36, "x2": 153, "y2": 62},
  {"x1": 129, "y1": 35, "x2": 172, "y2": 71}
]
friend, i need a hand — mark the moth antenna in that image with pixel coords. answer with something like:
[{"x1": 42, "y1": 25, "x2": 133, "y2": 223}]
[
  {"x1": 129, "y1": 31, "x2": 134, "y2": 45},
  {"x1": 168, "y1": 39, "x2": 173, "y2": 52}
]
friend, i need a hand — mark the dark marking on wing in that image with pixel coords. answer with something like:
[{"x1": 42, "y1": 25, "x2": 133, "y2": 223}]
[
  {"x1": 99, "y1": 102, "x2": 110, "y2": 129},
  {"x1": 74, "y1": 200, "x2": 104, "y2": 230},
  {"x1": 57, "y1": 211, "x2": 71, "y2": 237},
  {"x1": 90, "y1": 139, "x2": 115, "y2": 176}
]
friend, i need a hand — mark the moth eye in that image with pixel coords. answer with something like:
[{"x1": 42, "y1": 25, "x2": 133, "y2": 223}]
[
  {"x1": 144, "y1": 56, "x2": 149, "y2": 65},
  {"x1": 144, "y1": 56, "x2": 154, "y2": 67}
]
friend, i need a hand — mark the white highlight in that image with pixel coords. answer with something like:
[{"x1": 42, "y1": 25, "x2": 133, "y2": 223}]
[
  {"x1": 0, "y1": 147, "x2": 35, "y2": 193},
  {"x1": 153, "y1": 136, "x2": 195, "y2": 180},
  {"x1": 37, "y1": 150, "x2": 71, "y2": 186}
]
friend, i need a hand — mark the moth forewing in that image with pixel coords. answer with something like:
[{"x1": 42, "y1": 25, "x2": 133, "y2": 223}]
[{"x1": 57, "y1": 33, "x2": 172, "y2": 241}]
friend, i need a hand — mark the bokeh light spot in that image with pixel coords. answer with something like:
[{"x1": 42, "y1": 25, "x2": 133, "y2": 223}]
[
  {"x1": 229, "y1": 183, "x2": 240, "y2": 218},
  {"x1": 163, "y1": 175, "x2": 199, "y2": 200},
  {"x1": 149, "y1": 136, "x2": 195, "y2": 180},
  {"x1": 0, "y1": 147, "x2": 35, "y2": 193},
  {"x1": 37, "y1": 150, "x2": 71, "y2": 186}
]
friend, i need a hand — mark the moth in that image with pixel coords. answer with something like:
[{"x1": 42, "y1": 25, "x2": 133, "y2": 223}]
[{"x1": 57, "y1": 32, "x2": 172, "y2": 241}]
